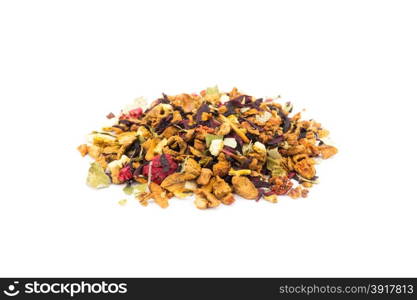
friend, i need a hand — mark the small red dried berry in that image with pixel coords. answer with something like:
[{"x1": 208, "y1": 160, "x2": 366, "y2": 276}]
[
  {"x1": 118, "y1": 165, "x2": 133, "y2": 182},
  {"x1": 128, "y1": 108, "x2": 143, "y2": 119}
]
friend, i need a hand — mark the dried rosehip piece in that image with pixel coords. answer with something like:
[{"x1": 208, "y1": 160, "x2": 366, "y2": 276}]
[{"x1": 142, "y1": 154, "x2": 178, "y2": 184}]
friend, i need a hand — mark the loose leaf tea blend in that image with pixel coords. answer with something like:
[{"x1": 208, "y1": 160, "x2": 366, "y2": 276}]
[{"x1": 78, "y1": 87, "x2": 338, "y2": 209}]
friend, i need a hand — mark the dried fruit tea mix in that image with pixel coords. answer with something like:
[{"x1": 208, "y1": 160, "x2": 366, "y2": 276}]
[{"x1": 78, "y1": 87, "x2": 337, "y2": 209}]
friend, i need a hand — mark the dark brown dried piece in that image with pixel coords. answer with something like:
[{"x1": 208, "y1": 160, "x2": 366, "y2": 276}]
[{"x1": 106, "y1": 112, "x2": 115, "y2": 119}]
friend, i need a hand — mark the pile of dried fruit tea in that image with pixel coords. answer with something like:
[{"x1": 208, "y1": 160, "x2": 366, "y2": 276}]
[{"x1": 78, "y1": 87, "x2": 338, "y2": 209}]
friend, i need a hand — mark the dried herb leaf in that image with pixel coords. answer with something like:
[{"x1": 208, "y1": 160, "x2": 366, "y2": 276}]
[
  {"x1": 123, "y1": 185, "x2": 134, "y2": 195},
  {"x1": 205, "y1": 134, "x2": 223, "y2": 147},
  {"x1": 266, "y1": 148, "x2": 287, "y2": 177},
  {"x1": 87, "y1": 162, "x2": 111, "y2": 189},
  {"x1": 206, "y1": 85, "x2": 219, "y2": 96},
  {"x1": 133, "y1": 183, "x2": 148, "y2": 195}
]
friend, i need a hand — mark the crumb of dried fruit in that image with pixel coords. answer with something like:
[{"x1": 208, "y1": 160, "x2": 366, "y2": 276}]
[
  {"x1": 288, "y1": 186, "x2": 303, "y2": 199},
  {"x1": 194, "y1": 189, "x2": 221, "y2": 209},
  {"x1": 301, "y1": 188, "x2": 309, "y2": 198},
  {"x1": 270, "y1": 176, "x2": 293, "y2": 195},
  {"x1": 149, "y1": 182, "x2": 169, "y2": 208},
  {"x1": 79, "y1": 86, "x2": 337, "y2": 209},
  {"x1": 302, "y1": 182, "x2": 313, "y2": 188},
  {"x1": 118, "y1": 199, "x2": 127, "y2": 206},
  {"x1": 288, "y1": 189, "x2": 299, "y2": 199},
  {"x1": 264, "y1": 194, "x2": 278, "y2": 203},
  {"x1": 77, "y1": 144, "x2": 89, "y2": 157},
  {"x1": 220, "y1": 193, "x2": 235, "y2": 205}
]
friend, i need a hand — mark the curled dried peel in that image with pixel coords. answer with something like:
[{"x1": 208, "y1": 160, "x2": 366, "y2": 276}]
[
  {"x1": 164, "y1": 136, "x2": 187, "y2": 156},
  {"x1": 219, "y1": 115, "x2": 249, "y2": 143},
  {"x1": 117, "y1": 132, "x2": 137, "y2": 146},
  {"x1": 161, "y1": 173, "x2": 196, "y2": 188}
]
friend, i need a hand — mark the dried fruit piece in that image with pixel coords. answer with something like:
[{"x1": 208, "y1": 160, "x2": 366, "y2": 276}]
[
  {"x1": 196, "y1": 168, "x2": 213, "y2": 185},
  {"x1": 212, "y1": 176, "x2": 232, "y2": 199},
  {"x1": 194, "y1": 189, "x2": 221, "y2": 209},
  {"x1": 294, "y1": 159, "x2": 316, "y2": 179},
  {"x1": 270, "y1": 176, "x2": 293, "y2": 195},
  {"x1": 319, "y1": 145, "x2": 338, "y2": 159},
  {"x1": 183, "y1": 158, "x2": 201, "y2": 178},
  {"x1": 231, "y1": 176, "x2": 259, "y2": 200},
  {"x1": 143, "y1": 154, "x2": 178, "y2": 184},
  {"x1": 212, "y1": 160, "x2": 230, "y2": 177},
  {"x1": 128, "y1": 107, "x2": 143, "y2": 119},
  {"x1": 77, "y1": 144, "x2": 89, "y2": 157},
  {"x1": 229, "y1": 169, "x2": 251, "y2": 176},
  {"x1": 118, "y1": 199, "x2": 127, "y2": 206},
  {"x1": 118, "y1": 165, "x2": 133, "y2": 183},
  {"x1": 149, "y1": 182, "x2": 169, "y2": 208}
]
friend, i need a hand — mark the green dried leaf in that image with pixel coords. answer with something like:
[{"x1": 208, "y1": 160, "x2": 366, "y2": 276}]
[
  {"x1": 267, "y1": 148, "x2": 281, "y2": 159},
  {"x1": 242, "y1": 142, "x2": 253, "y2": 155},
  {"x1": 133, "y1": 183, "x2": 147, "y2": 195},
  {"x1": 123, "y1": 183, "x2": 147, "y2": 196},
  {"x1": 86, "y1": 162, "x2": 111, "y2": 189},
  {"x1": 266, "y1": 148, "x2": 287, "y2": 177},
  {"x1": 206, "y1": 85, "x2": 219, "y2": 96},
  {"x1": 123, "y1": 185, "x2": 134, "y2": 195},
  {"x1": 205, "y1": 134, "x2": 223, "y2": 147}
]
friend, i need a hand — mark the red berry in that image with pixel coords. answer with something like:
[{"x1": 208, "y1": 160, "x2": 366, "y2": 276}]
[
  {"x1": 118, "y1": 165, "x2": 133, "y2": 182},
  {"x1": 128, "y1": 108, "x2": 143, "y2": 119}
]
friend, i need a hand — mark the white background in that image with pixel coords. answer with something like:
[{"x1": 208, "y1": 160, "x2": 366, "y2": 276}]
[{"x1": 1, "y1": 0, "x2": 416, "y2": 277}]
